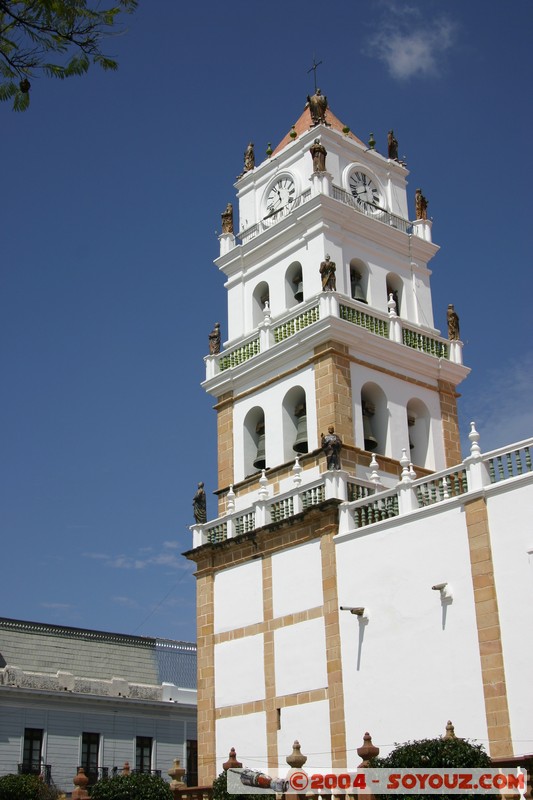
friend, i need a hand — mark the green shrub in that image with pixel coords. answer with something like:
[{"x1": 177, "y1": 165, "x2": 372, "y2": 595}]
[
  {"x1": 371, "y1": 734, "x2": 494, "y2": 800},
  {"x1": 0, "y1": 773, "x2": 59, "y2": 800},
  {"x1": 89, "y1": 772, "x2": 173, "y2": 800},
  {"x1": 212, "y1": 770, "x2": 247, "y2": 800}
]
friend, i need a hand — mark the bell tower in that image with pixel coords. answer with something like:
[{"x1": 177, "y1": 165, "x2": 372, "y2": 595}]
[
  {"x1": 188, "y1": 91, "x2": 470, "y2": 781},
  {"x1": 205, "y1": 93, "x2": 468, "y2": 511}
]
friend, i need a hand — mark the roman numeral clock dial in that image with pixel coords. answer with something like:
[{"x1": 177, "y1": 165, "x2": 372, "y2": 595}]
[
  {"x1": 349, "y1": 170, "x2": 382, "y2": 213},
  {"x1": 265, "y1": 177, "x2": 296, "y2": 216}
]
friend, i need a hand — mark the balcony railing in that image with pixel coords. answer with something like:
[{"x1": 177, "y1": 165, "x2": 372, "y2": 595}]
[
  {"x1": 191, "y1": 434, "x2": 533, "y2": 547},
  {"x1": 18, "y1": 764, "x2": 52, "y2": 784},
  {"x1": 331, "y1": 185, "x2": 413, "y2": 233},
  {"x1": 238, "y1": 190, "x2": 312, "y2": 244},
  {"x1": 206, "y1": 294, "x2": 458, "y2": 382}
]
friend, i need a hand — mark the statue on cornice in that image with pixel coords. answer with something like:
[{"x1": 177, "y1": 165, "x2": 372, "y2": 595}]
[
  {"x1": 221, "y1": 202, "x2": 234, "y2": 234},
  {"x1": 193, "y1": 482, "x2": 207, "y2": 524},
  {"x1": 321, "y1": 426, "x2": 342, "y2": 470},
  {"x1": 310, "y1": 138, "x2": 327, "y2": 172},
  {"x1": 243, "y1": 142, "x2": 255, "y2": 172},
  {"x1": 320, "y1": 254, "x2": 336, "y2": 291},
  {"x1": 447, "y1": 304, "x2": 460, "y2": 340},
  {"x1": 209, "y1": 322, "x2": 221, "y2": 355},
  {"x1": 307, "y1": 88, "x2": 328, "y2": 126},
  {"x1": 387, "y1": 129, "x2": 399, "y2": 160},
  {"x1": 415, "y1": 188, "x2": 428, "y2": 220}
]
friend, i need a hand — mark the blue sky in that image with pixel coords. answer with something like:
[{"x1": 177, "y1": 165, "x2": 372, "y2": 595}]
[{"x1": 1, "y1": 0, "x2": 532, "y2": 643}]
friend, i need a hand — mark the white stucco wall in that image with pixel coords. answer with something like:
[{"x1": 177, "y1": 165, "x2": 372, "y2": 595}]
[
  {"x1": 277, "y1": 699, "x2": 332, "y2": 771},
  {"x1": 215, "y1": 634, "x2": 265, "y2": 707},
  {"x1": 274, "y1": 617, "x2": 327, "y2": 697},
  {"x1": 215, "y1": 711, "x2": 267, "y2": 773},
  {"x1": 336, "y1": 504, "x2": 488, "y2": 754},
  {"x1": 214, "y1": 560, "x2": 263, "y2": 634},
  {"x1": 486, "y1": 479, "x2": 533, "y2": 755},
  {"x1": 272, "y1": 540, "x2": 323, "y2": 619}
]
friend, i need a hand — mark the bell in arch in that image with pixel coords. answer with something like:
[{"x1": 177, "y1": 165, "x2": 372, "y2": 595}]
[
  {"x1": 362, "y1": 401, "x2": 378, "y2": 451},
  {"x1": 293, "y1": 273, "x2": 304, "y2": 303},
  {"x1": 351, "y1": 270, "x2": 367, "y2": 303},
  {"x1": 293, "y1": 403, "x2": 308, "y2": 454},
  {"x1": 408, "y1": 415, "x2": 415, "y2": 450},
  {"x1": 253, "y1": 420, "x2": 266, "y2": 470}
]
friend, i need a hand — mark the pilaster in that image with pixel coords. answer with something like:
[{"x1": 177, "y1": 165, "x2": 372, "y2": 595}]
[
  {"x1": 196, "y1": 572, "x2": 216, "y2": 783},
  {"x1": 215, "y1": 392, "x2": 234, "y2": 507},
  {"x1": 313, "y1": 341, "x2": 354, "y2": 446},
  {"x1": 438, "y1": 379, "x2": 462, "y2": 466}
]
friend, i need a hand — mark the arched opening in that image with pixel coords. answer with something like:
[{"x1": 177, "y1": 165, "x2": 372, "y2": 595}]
[
  {"x1": 285, "y1": 261, "x2": 304, "y2": 309},
  {"x1": 406, "y1": 398, "x2": 431, "y2": 469},
  {"x1": 252, "y1": 281, "x2": 270, "y2": 328},
  {"x1": 282, "y1": 386, "x2": 308, "y2": 463},
  {"x1": 360, "y1": 383, "x2": 388, "y2": 456},
  {"x1": 386, "y1": 272, "x2": 403, "y2": 317},
  {"x1": 243, "y1": 406, "x2": 266, "y2": 476},
  {"x1": 349, "y1": 259, "x2": 368, "y2": 304}
]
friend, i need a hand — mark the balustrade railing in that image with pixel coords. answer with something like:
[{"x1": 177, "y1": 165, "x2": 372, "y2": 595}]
[
  {"x1": 487, "y1": 442, "x2": 532, "y2": 483},
  {"x1": 415, "y1": 468, "x2": 468, "y2": 507},
  {"x1": 274, "y1": 304, "x2": 320, "y2": 343},
  {"x1": 331, "y1": 185, "x2": 413, "y2": 233},
  {"x1": 402, "y1": 326, "x2": 449, "y2": 359},
  {"x1": 340, "y1": 304, "x2": 389, "y2": 338},
  {"x1": 194, "y1": 438, "x2": 533, "y2": 546},
  {"x1": 238, "y1": 190, "x2": 311, "y2": 244},
  {"x1": 218, "y1": 337, "x2": 260, "y2": 372}
]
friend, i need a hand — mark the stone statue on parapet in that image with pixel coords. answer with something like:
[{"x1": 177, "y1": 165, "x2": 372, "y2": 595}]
[
  {"x1": 193, "y1": 482, "x2": 207, "y2": 524},
  {"x1": 209, "y1": 322, "x2": 221, "y2": 355},
  {"x1": 387, "y1": 129, "x2": 399, "y2": 160},
  {"x1": 307, "y1": 88, "x2": 328, "y2": 126},
  {"x1": 320, "y1": 254, "x2": 336, "y2": 291},
  {"x1": 244, "y1": 142, "x2": 255, "y2": 172},
  {"x1": 447, "y1": 304, "x2": 460, "y2": 340},
  {"x1": 415, "y1": 188, "x2": 428, "y2": 220},
  {"x1": 310, "y1": 138, "x2": 327, "y2": 172},
  {"x1": 221, "y1": 202, "x2": 234, "y2": 234},
  {"x1": 321, "y1": 426, "x2": 342, "y2": 470}
]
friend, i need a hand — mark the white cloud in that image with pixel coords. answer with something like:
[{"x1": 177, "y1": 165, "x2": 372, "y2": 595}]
[
  {"x1": 463, "y1": 353, "x2": 533, "y2": 453},
  {"x1": 82, "y1": 543, "x2": 192, "y2": 571},
  {"x1": 367, "y1": 3, "x2": 456, "y2": 80}
]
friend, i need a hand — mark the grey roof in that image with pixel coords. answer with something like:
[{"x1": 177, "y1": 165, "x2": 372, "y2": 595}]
[{"x1": 0, "y1": 618, "x2": 196, "y2": 689}]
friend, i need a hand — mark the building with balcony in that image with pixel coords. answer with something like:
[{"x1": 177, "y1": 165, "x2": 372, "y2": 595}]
[
  {"x1": 0, "y1": 618, "x2": 197, "y2": 793},
  {"x1": 184, "y1": 92, "x2": 533, "y2": 781}
]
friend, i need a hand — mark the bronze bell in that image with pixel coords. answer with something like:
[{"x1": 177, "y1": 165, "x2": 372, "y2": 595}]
[
  {"x1": 293, "y1": 274, "x2": 303, "y2": 303},
  {"x1": 351, "y1": 272, "x2": 367, "y2": 303},
  {"x1": 362, "y1": 402, "x2": 378, "y2": 451},
  {"x1": 253, "y1": 433, "x2": 266, "y2": 470},
  {"x1": 293, "y1": 414, "x2": 308, "y2": 453}
]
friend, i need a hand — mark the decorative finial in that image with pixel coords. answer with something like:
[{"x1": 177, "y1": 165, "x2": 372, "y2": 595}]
[
  {"x1": 469, "y1": 422, "x2": 481, "y2": 458},
  {"x1": 293, "y1": 456, "x2": 303, "y2": 487},
  {"x1": 443, "y1": 720, "x2": 456, "y2": 740},
  {"x1": 266, "y1": 142, "x2": 273, "y2": 157},
  {"x1": 370, "y1": 454, "x2": 380, "y2": 490},
  {"x1": 286, "y1": 740, "x2": 307, "y2": 769},
  {"x1": 307, "y1": 56, "x2": 323, "y2": 93},
  {"x1": 342, "y1": 125, "x2": 350, "y2": 135},
  {"x1": 368, "y1": 132, "x2": 376, "y2": 150},
  {"x1": 226, "y1": 485, "x2": 235, "y2": 513},
  {"x1": 357, "y1": 732, "x2": 379, "y2": 766},
  {"x1": 409, "y1": 462, "x2": 417, "y2": 481},
  {"x1": 289, "y1": 125, "x2": 297, "y2": 139},
  {"x1": 400, "y1": 449, "x2": 411, "y2": 482},
  {"x1": 223, "y1": 747, "x2": 242, "y2": 771},
  {"x1": 387, "y1": 292, "x2": 397, "y2": 317},
  {"x1": 258, "y1": 469, "x2": 269, "y2": 500}
]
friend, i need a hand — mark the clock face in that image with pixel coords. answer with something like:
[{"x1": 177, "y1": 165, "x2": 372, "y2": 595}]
[
  {"x1": 266, "y1": 177, "x2": 296, "y2": 215},
  {"x1": 348, "y1": 171, "x2": 382, "y2": 212}
]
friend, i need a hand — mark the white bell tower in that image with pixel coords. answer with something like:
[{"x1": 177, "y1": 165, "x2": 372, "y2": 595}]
[{"x1": 204, "y1": 94, "x2": 468, "y2": 511}]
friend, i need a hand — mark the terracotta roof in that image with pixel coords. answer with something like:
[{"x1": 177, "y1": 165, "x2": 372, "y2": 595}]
[{"x1": 272, "y1": 104, "x2": 366, "y2": 156}]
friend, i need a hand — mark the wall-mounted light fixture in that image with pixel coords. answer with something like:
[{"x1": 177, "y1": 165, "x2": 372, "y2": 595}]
[
  {"x1": 432, "y1": 582, "x2": 453, "y2": 601},
  {"x1": 340, "y1": 606, "x2": 370, "y2": 620}
]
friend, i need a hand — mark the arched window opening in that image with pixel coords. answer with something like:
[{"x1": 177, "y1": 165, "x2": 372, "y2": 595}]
[
  {"x1": 360, "y1": 383, "x2": 388, "y2": 456},
  {"x1": 285, "y1": 261, "x2": 304, "y2": 308},
  {"x1": 282, "y1": 386, "x2": 308, "y2": 463},
  {"x1": 386, "y1": 273, "x2": 403, "y2": 317},
  {"x1": 243, "y1": 406, "x2": 266, "y2": 476},
  {"x1": 406, "y1": 399, "x2": 430, "y2": 469},
  {"x1": 252, "y1": 282, "x2": 270, "y2": 328},
  {"x1": 349, "y1": 259, "x2": 368, "y2": 304}
]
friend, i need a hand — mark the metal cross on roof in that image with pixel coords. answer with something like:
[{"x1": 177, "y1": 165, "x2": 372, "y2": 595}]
[{"x1": 307, "y1": 56, "x2": 323, "y2": 93}]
